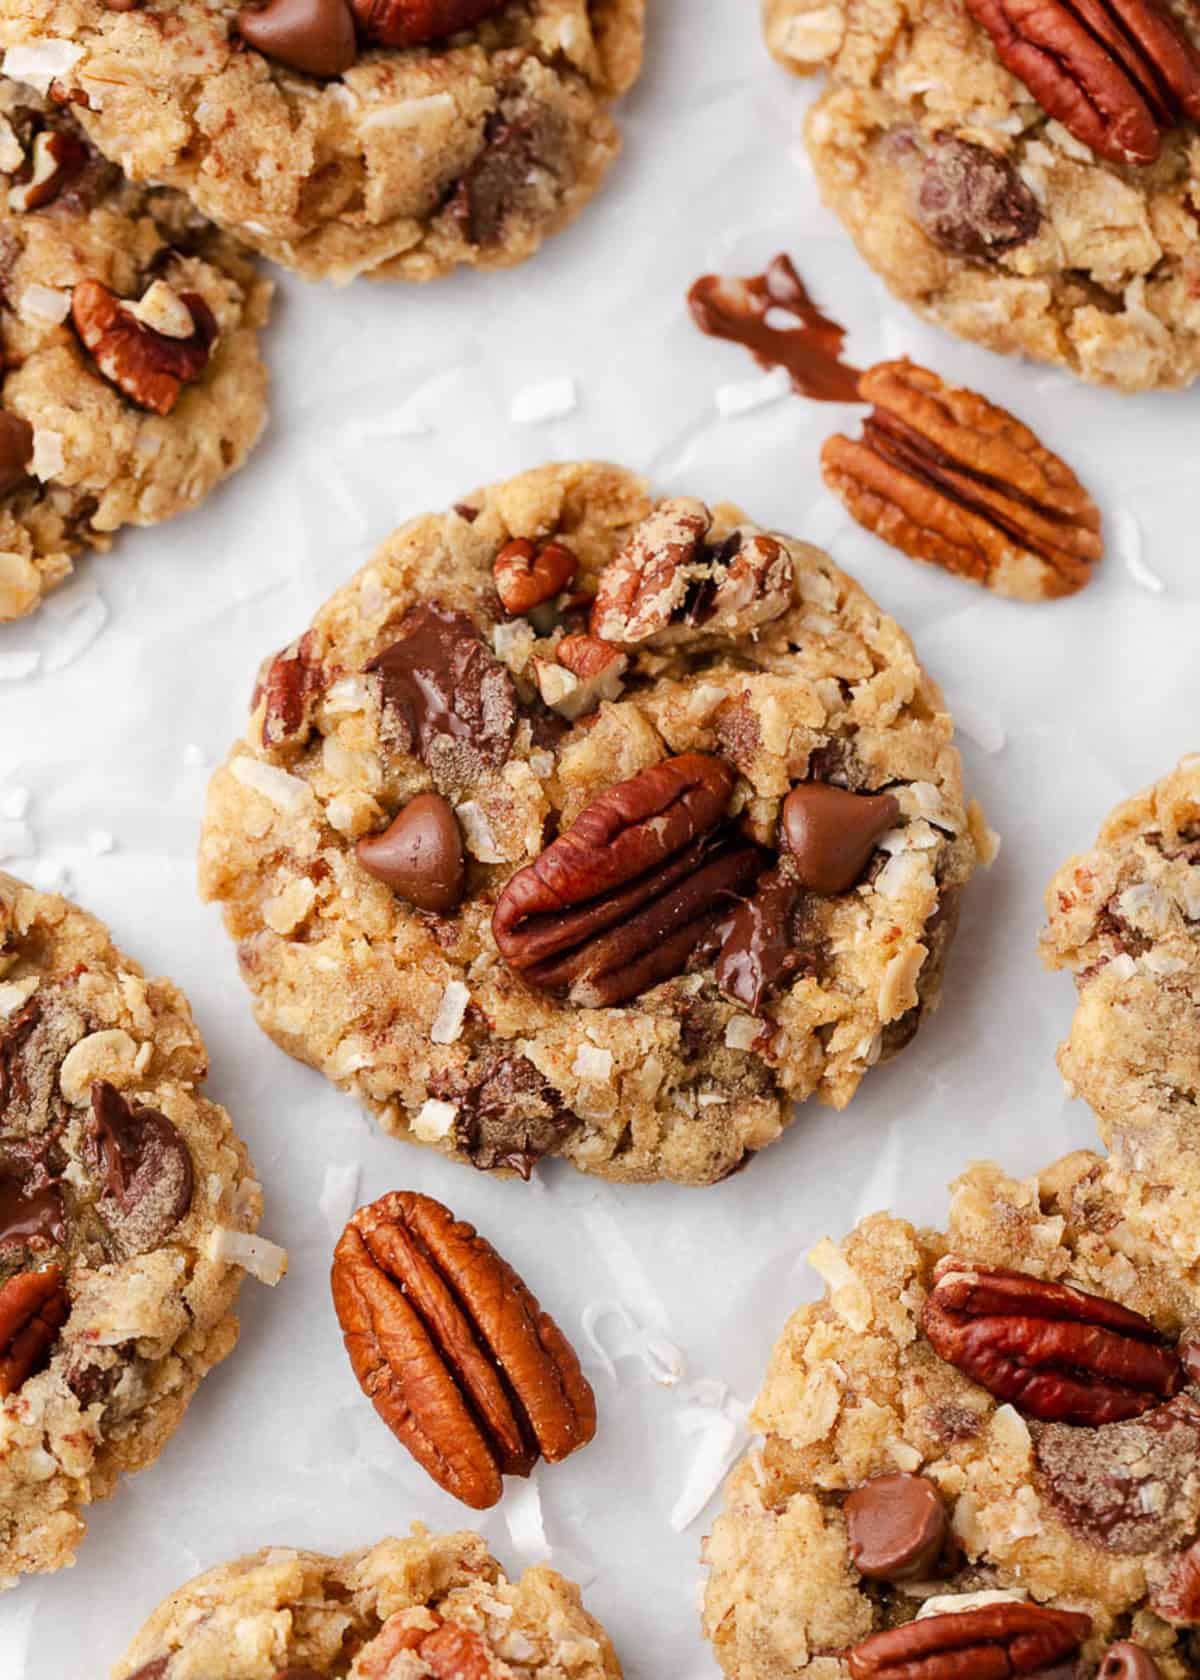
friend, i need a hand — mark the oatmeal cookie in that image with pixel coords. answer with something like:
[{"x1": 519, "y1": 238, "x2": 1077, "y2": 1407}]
[
  {"x1": 0, "y1": 0, "x2": 645, "y2": 284},
  {"x1": 113, "y1": 1528, "x2": 622, "y2": 1678},
  {"x1": 0, "y1": 871, "x2": 282, "y2": 1585},
  {"x1": 1041, "y1": 756, "x2": 1200, "y2": 1274},
  {"x1": 199, "y1": 461, "x2": 984, "y2": 1187},
  {"x1": 703, "y1": 1152, "x2": 1200, "y2": 1678},
  {"x1": 763, "y1": 0, "x2": 1200, "y2": 390},
  {"x1": 0, "y1": 80, "x2": 270, "y2": 620}
]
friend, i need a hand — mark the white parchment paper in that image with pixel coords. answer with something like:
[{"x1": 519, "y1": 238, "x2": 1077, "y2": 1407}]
[{"x1": 3, "y1": 3, "x2": 1200, "y2": 1672}]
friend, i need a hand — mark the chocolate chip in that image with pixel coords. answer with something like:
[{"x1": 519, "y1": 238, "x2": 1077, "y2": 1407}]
[
  {"x1": 0, "y1": 412, "x2": 34, "y2": 498},
  {"x1": 366, "y1": 602, "x2": 517, "y2": 787},
  {"x1": 0, "y1": 1176, "x2": 66, "y2": 1250},
  {"x1": 844, "y1": 1472, "x2": 948, "y2": 1582},
  {"x1": 88, "y1": 1080, "x2": 194, "y2": 1253},
  {"x1": 715, "y1": 869, "x2": 813, "y2": 1014},
  {"x1": 1099, "y1": 1645, "x2": 1162, "y2": 1680},
  {"x1": 449, "y1": 103, "x2": 562, "y2": 247},
  {"x1": 355, "y1": 792, "x2": 466, "y2": 914},
  {"x1": 432, "y1": 1051, "x2": 576, "y2": 1177},
  {"x1": 916, "y1": 134, "x2": 1042, "y2": 263},
  {"x1": 780, "y1": 783, "x2": 900, "y2": 895},
  {"x1": 236, "y1": 0, "x2": 357, "y2": 77}
]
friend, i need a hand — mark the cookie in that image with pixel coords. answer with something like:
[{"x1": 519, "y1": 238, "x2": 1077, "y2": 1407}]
[
  {"x1": 1, "y1": 0, "x2": 645, "y2": 284},
  {"x1": 0, "y1": 871, "x2": 283, "y2": 1585},
  {"x1": 763, "y1": 0, "x2": 1200, "y2": 390},
  {"x1": 0, "y1": 80, "x2": 270, "y2": 620},
  {"x1": 198, "y1": 461, "x2": 985, "y2": 1187},
  {"x1": 1041, "y1": 756, "x2": 1200, "y2": 1275},
  {"x1": 113, "y1": 1529, "x2": 622, "y2": 1678},
  {"x1": 703, "y1": 1151, "x2": 1200, "y2": 1678}
]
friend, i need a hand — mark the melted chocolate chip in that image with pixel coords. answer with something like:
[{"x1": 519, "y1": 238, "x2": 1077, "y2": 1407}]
[
  {"x1": 88, "y1": 1080, "x2": 194, "y2": 1253},
  {"x1": 449, "y1": 103, "x2": 563, "y2": 246},
  {"x1": 1035, "y1": 1397, "x2": 1200, "y2": 1554},
  {"x1": 0, "y1": 412, "x2": 32, "y2": 498},
  {"x1": 431, "y1": 1051, "x2": 576, "y2": 1177},
  {"x1": 1099, "y1": 1646, "x2": 1162, "y2": 1680},
  {"x1": 780, "y1": 783, "x2": 900, "y2": 896},
  {"x1": 844, "y1": 1472, "x2": 948, "y2": 1582},
  {"x1": 715, "y1": 869, "x2": 810, "y2": 1014},
  {"x1": 365, "y1": 602, "x2": 517, "y2": 787},
  {"x1": 355, "y1": 792, "x2": 466, "y2": 914},
  {"x1": 0, "y1": 1176, "x2": 66, "y2": 1250},
  {"x1": 237, "y1": 0, "x2": 357, "y2": 78},
  {"x1": 915, "y1": 135, "x2": 1042, "y2": 263},
  {"x1": 688, "y1": 253, "x2": 864, "y2": 403}
]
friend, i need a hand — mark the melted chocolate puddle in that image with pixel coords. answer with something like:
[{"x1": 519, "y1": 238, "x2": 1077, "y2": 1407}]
[{"x1": 687, "y1": 252, "x2": 864, "y2": 404}]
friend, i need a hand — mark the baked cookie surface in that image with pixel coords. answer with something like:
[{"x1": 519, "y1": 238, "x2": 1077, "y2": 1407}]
[
  {"x1": 0, "y1": 81, "x2": 270, "y2": 620},
  {"x1": 198, "y1": 461, "x2": 983, "y2": 1187},
  {"x1": 703, "y1": 1152, "x2": 1200, "y2": 1678},
  {"x1": 0, "y1": 871, "x2": 275, "y2": 1585},
  {"x1": 0, "y1": 0, "x2": 645, "y2": 284},
  {"x1": 113, "y1": 1529, "x2": 622, "y2": 1679},
  {"x1": 763, "y1": 0, "x2": 1200, "y2": 390},
  {"x1": 1041, "y1": 756, "x2": 1200, "y2": 1274}
]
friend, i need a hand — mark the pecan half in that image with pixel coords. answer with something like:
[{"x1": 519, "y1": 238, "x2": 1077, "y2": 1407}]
[
  {"x1": 821, "y1": 360, "x2": 1102, "y2": 602},
  {"x1": 350, "y1": 0, "x2": 504, "y2": 46},
  {"x1": 848, "y1": 1602, "x2": 1091, "y2": 1679},
  {"x1": 492, "y1": 753, "x2": 766, "y2": 1008},
  {"x1": 330, "y1": 1191, "x2": 595, "y2": 1509},
  {"x1": 966, "y1": 0, "x2": 1200, "y2": 165},
  {"x1": 72, "y1": 278, "x2": 218, "y2": 416},
  {"x1": 591, "y1": 502, "x2": 794, "y2": 644},
  {"x1": 493, "y1": 537, "x2": 577, "y2": 616},
  {"x1": 923, "y1": 1258, "x2": 1184, "y2": 1424},
  {"x1": 257, "y1": 630, "x2": 324, "y2": 752},
  {"x1": 0, "y1": 1263, "x2": 68, "y2": 1396}
]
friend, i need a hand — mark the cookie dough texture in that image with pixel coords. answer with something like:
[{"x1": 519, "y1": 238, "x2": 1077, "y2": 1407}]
[
  {"x1": 763, "y1": 0, "x2": 1200, "y2": 390},
  {"x1": 1042, "y1": 755, "x2": 1200, "y2": 1272},
  {"x1": 199, "y1": 461, "x2": 983, "y2": 1187},
  {"x1": 703, "y1": 1153, "x2": 1200, "y2": 1678},
  {"x1": 2, "y1": 0, "x2": 645, "y2": 284},
  {"x1": 0, "y1": 83, "x2": 270, "y2": 620},
  {"x1": 0, "y1": 872, "x2": 265, "y2": 1584},
  {"x1": 113, "y1": 1529, "x2": 622, "y2": 1678}
]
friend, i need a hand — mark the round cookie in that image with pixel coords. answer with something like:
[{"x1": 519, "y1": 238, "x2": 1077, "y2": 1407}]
[
  {"x1": 0, "y1": 0, "x2": 645, "y2": 284},
  {"x1": 703, "y1": 1151, "x2": 1200, "y2": 1678},
  {"x1": 1041, "y1": 755, "x2": 1200, "y2": 1274},
  {"x1": 0, "y1": 80, "x2": 271, "y2": 620},
  {"x1": 763, "y1": 0, "x2": 1200, "y2": 390},
  {"x1": 199, "y1": 461, "x2": 985, "y2": 1187},
  {"x1": 113, "y1": 1529, "x2": 623, "y2": 1678},
  {"x1": 0, "y1": 871, "x2": 281, "y2": 1585}
]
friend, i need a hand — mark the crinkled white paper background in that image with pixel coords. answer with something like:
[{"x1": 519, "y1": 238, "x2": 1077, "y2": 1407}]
[{"x1": 3, "y1": 3, "x2": 1200, "y2": 1672}]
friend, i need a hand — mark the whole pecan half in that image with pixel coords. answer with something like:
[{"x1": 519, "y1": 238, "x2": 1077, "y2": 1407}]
[
  {"x1": 350, "y1": 0, "x2": 504, "y2": 45},
  {"x1": 0, "y1": 1263, "x2": 68, "y2": 1396},
  {"x1": 591, "y1": 502, "x2": 793, "y2": 645},
  {"x1": 923, "y1": 1258, "x2": 1184, "y2": 1424},
  {"x1": 848, "y1": 1602, "x2": 1091, "y2": 1679},
  {"x1": 821, "y1": 360, "x2": 1102, "y2": 602},
  {"x1": 493, "y1": 537, "x2": 577, "y2": 616},
  {"x1": 492, "y1": 753, "x2": 766, "y2": 1008},
  {"x1": 330, "y1": 1191, "x2": 595, "y2": 1509},
  {"x1": 966, "y1": 0, "x2": 1200, "y2": 166},
  {"x1": 72, "y1": 278, "x2": 218, "y2": 416}
]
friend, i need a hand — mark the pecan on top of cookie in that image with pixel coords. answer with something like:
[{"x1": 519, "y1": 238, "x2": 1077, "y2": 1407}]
[{"x1": 200, "y1": 461, "x2": 987, "y2": 1187}]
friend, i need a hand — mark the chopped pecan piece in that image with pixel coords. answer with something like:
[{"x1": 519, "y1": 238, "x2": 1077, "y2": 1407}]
[
  {"x1": 493, "y1": 753, "x2": 766, "y2": 1008},
  {"x1": 71, "y1": 278, "x2": 218, "y2": 416},
  {"x1": 821, "y1": 360, "x2": 1102, "y2": 602},
  {"x1": 8, "y1": 128, "x2": 87, "y2": 212},
  {"x1": 923, "y1": 1258, "x2": 1184, "y2": 1424},
  {"x1": 966, "y1": 0, "x2": 1200, "y2": 165},
  {"x1": 493, "y1": 537, "x2": 577, "y2": 615},
  {"x1": 351, "y1": 0, "x2": 504, "y2": 46},
  {"x1": 330, "y1": 1191, "x2": 595, "y2": 1509},
  {"x1": 847, "y1": 1602, "x2": 1091, "y2": 1679},
  {"x1": 256, "y1": 631, "x2": 324, "y2": 752},
  {"x1": 534, "y1": 634, "x2": 628, "y2": 720},
  {"x1": 0, "y1": 411, "x2": 34, "y2": 498},
  {"x1": 1150, "y1": 1538, "x2": 1200, "y2": 1623},
  {"x1": 591, "y1": 501, "x2": 793, "y2": 644},
  {"x1": 0, "y1": 1263, "x2": 68, "y2": 1396}
]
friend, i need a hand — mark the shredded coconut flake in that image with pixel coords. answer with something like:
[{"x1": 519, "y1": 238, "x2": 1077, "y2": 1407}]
[
  {"x1": 572, "y1": 1043, "x2": 612, "y2": 1081},
  {"x1": 430, "y1": 981, "x2": 470, "y2": 1045},
  {"x1": 455, "y1": 799, "x2": 504, "y2": 863},
  {"x1": 412, "y1": 1097, "x2": 457, "y2": 1142},
  {"x1": 1114, "y1": 509, "x2": 1165, "y2": 594},
  {"x1": 3, "y1": 40, "x2": 84, "y2": 90},
  {"x1": 230, "y1": 755, "x2": 312, "y2": 814},
  {"x1": 581, "y1": 1300, "x2": 686, "y2": 1387},
  {"x1": 19, "y1": 285, "x2": 71, "y2": 326},
  {"x1": 724, "y1": 1015, "x2": 760, "y2": 1050},
  {"x1": 319, "y1": 1163, "x2": 360, "y2": 1236},
  {"x1": 918, "y1": 1590, "x2": 1026, "y2": 1620},
  {"x1": 503, "y1": 1476, "x2": 551, "y2": 1561},
  {"x1": 205, "y1": 1228, "x2": 288, "y2": 1285},
  {"x1": 510, "y1": 375, "x2": 577, "y2": 425},
  {"x1": 85, "y1": 829, "x2": 115, "y2": 856},
  {"x1": 669, "y1": 1383, "x2": 750, "y2": 1532}
]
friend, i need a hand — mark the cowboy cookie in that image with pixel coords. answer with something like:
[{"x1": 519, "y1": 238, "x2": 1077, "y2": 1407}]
[
  {"x1": 704, "y1": 1152, "x2": 1200, "y2": 1678},
  {"x1": 0, "y1": 81, "x2": 269, "y2": 620},
  {"x1": 0, "y1": 871, "x2": 283, "y2": 1585},
  {"x1": 0, "y1": 0, "x2": 645, "y2": 284},
  {"x1": 199, "y1": 461, "x2": 985, "y2": 1187}
]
